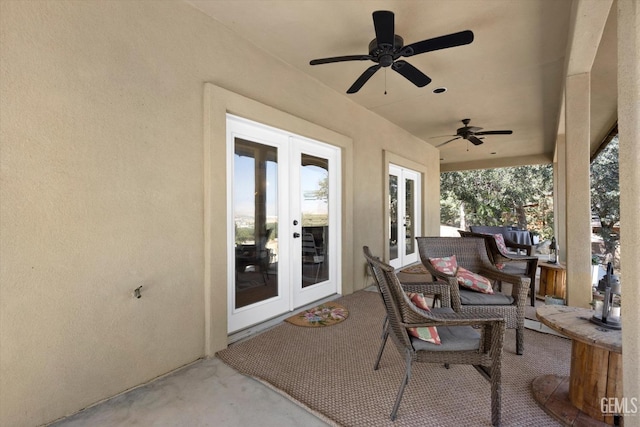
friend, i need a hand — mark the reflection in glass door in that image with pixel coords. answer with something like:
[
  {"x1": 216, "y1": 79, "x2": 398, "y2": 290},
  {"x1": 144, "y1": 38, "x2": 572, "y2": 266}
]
[
  {"x1": 291, "y1": 138, "x2": 339, "y2": 309},
  {"x1": 300, "y1": 154, "x2": 329, "y2": 288},
  {"x1": 233, "y1": 139, "x2": 279, "y2": 309},
  {"x1": 389, "y1": 164, "x2": 421, "y2": 269}
]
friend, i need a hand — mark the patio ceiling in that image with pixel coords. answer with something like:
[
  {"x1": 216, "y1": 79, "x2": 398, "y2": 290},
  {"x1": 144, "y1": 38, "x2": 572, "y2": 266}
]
[{"x1": 187, "y1": 0, "x2": 618, "y2": 171}]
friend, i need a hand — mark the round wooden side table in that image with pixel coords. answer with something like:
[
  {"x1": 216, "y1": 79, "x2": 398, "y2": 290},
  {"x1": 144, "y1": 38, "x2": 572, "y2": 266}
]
[{"x1": 533, "y1": 305, "x2": 622, "y2": 426}]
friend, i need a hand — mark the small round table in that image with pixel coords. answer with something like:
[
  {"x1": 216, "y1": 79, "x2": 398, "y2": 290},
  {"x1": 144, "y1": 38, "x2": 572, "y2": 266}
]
[{"x1": 533, "y1": 305, "x2": 622, "y2": 426}]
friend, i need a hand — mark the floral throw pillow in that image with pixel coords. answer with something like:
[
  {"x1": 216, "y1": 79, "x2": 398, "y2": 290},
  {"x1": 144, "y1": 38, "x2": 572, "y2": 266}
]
[
  {"x1": 428, "y1": 255, "x2": 458, "y2": 276},
  {"x1": 493, "y1": 233, "x2": 510, "y2": 256},
  {"x1": 456, "y1": 267, "x2": 494, "y2": 294},
  {"x1": 405, "y1": 292, "x2": 441, "y2": 345}
]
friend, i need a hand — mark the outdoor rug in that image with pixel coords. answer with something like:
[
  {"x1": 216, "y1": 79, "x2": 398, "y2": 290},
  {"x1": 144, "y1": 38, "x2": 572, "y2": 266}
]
[
  {"x1": 399, "y1": 263, "x2": 428, "y2": 274},
  {"x1": 217, "y1": 291, "x2": 570, "y2": 427},
  {"x1": 285, "y1": 302, "x2": 349, "y2": 327}
]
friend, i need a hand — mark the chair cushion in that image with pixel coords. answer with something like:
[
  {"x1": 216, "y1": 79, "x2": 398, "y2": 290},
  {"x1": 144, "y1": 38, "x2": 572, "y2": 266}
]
[
  {"x1": 430, "y1": 307, "x2": 456, "y2": 315},
  {"x1": 411, "y1": 324, "x2": 481, "y2": 351},
  {"x1": 456, "y1": 267, "x2": 494, "y2": 294},
  {"x1": 405, "y1": 292, "x2": 441, "y2": 345},
  {"x1": 428, "y1": 255, "x2": 458, "y2": 275},
  {"x1": 430, "y1": 256, "x2": 494, "y2": 294},
  {"x1": 501, "y1": 263, "x2": 528, "y2": 276},
  {"x1": 459, "y1": 288, "x2": 515, "y2": 305}
]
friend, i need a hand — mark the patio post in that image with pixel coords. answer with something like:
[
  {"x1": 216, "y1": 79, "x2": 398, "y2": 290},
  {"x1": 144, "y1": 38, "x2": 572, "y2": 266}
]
[
  {"x1": 561, "y1": 0, "x2": 613, "y2": 309},
  {"x1": 618, "y1": 0, "x2": 640, "y2": 421},
  {"x1": 564, "y1": 73, "x2": 592, "y2": 309}
]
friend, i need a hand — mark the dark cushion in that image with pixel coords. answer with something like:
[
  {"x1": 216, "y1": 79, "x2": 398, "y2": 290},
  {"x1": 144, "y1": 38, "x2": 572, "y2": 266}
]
[
  {"x1": 501, "y1": 263, "x2": 528, "y2": 276},
  {"x1": 410, "y1": 306, "x2": 481, "y2": 351},
  {"x1": 459, "y1": 288, "x2": 515, "y2": 305},
  {"x1": 411, "y1": 324, "x2": 481, "y2": 351}
]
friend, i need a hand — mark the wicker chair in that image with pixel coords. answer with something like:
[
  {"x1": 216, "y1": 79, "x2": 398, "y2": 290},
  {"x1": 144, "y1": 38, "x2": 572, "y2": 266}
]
[
  {"x1": 469, "y1": 225, "x2": 535, "y2": 255},
  {"x1": 415, "y1": 237, "x2": 528, "y2": 355},
  {"x1": 363, "y1": 246, "x2": 505, "y2": 425},
  {"x1": 363, "y1": 247, "x2": 453, "y2": 373},
  {"x1": 459, "y1": 230, "x2": 539, "y2": 307}
]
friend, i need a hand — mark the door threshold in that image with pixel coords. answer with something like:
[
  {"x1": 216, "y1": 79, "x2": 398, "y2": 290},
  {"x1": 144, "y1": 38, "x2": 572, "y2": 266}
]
[{"x1": 228, "y1": 293, "x2": 341, "y2": 345}]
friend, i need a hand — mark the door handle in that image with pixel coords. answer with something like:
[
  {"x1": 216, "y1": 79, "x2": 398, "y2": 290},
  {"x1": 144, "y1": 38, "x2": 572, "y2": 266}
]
[{"x1": 293, "y1": 232, "x2": 301, "y2": 238}]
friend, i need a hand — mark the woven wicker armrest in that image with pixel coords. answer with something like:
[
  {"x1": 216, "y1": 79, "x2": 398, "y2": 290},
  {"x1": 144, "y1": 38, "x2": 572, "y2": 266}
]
[
  {"x1": 418, "y1": 264, "x2": 460, "y2": 294},
  {"x1": 434, "y1": 311, "x2": 505, "y2": 323},
  {"x1": 502, "y1": 239, "x2": 535, "y2": 256},
  {"x1": 487, "y1": 319, "x2": 506, "y2": 360},
  {"x1": 478, "y1": 266, "x2": 530, "y2": 287},
  {"x1": 401, "y1": 305, "x2": 505, "y2": 328},
  {"x1": 500, "y1": 252, "x2": 538, "y2": 262},
  {"x1": 401, "y1": 282, "x2": 451, "y2": 308},
  {"x1": 401, "y1": 316, "x2": 504, "y2": 329},
  {"x1": 422, "y1": 266, "x2": 454, "y2": 282}
]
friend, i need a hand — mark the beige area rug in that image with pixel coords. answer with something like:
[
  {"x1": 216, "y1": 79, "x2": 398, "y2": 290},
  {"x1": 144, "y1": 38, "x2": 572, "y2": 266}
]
[
  {"x1": 217, "y1": 291, "x2": 570, "y2": 427},
  {"x1": 400, "y1": 263, "x2": 429, "y2": 274},
  {"x1": 285, "y1": 302, "x2": 349, "y2": 327}
]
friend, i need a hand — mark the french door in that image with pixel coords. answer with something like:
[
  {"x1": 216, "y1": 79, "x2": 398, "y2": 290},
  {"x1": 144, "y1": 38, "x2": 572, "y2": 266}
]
[
  {"x1": 226, "y1": 115, "x2": 341, "y2": 333},
  {"x1": 388, "y1": 164, "x2": 421, "y2": 269}
]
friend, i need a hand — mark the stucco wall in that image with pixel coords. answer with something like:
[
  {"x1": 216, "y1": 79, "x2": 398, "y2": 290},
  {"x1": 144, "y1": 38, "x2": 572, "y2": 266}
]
[{"x1": 0, "y1": 1, "x2": 441, "y2": 426}]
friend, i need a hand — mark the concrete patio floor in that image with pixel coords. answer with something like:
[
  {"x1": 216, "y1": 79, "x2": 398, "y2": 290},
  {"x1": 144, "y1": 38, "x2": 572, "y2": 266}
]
[{"x1": 49, "y1": 357, "x2": 329, "y2": 427}]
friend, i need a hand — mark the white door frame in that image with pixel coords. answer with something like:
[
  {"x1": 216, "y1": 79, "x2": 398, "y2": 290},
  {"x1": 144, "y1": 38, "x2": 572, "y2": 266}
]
[
  {"x1": 226, "y1": 114, "x2": 341, "y2": 333},
  {"x1": 388, "y1": 163, "x2": 422, "y2": 269}
]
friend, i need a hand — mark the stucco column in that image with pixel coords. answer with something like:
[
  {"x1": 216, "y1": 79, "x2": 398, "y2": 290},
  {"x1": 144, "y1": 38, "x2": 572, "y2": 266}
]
[
  {"x1": 564, "y1": 73, "x2": 592, "y2": 308},
  {"x1": 618, "y1": 0, "x2": 640, "y2": 420}
]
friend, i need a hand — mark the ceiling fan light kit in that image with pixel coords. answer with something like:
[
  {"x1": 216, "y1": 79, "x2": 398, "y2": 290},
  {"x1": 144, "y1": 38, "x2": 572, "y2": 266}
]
[{"x1": 309, "y1": 10, "x2": 473, "y2": 94}]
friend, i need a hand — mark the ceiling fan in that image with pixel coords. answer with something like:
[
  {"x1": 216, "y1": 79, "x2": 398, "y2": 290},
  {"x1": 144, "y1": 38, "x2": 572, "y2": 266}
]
[
  {"x1": 309, "y1": 10, "x2": 474, "y2": 94},
  {"x1": 435, "y1": 119, "x2": 513, "y2": 147}
]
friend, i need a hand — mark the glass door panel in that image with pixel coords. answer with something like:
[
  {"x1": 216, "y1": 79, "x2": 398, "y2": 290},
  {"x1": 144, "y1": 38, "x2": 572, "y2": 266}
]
[
  {"x1": 389, "y1": 170, "x2": 399, "y2": 263},
  {"x1": 227, "y1": 115, "x2": 290, "y2": 334},
  {"x1": 233, "y1": 139, "x2": 278, "y2": 309},
  {"x1": 405, "y1": 177, "x2": 416, "y2": 257},
  {"x1": 300, "y1": 154, "x2": 329, "y2": 288}
]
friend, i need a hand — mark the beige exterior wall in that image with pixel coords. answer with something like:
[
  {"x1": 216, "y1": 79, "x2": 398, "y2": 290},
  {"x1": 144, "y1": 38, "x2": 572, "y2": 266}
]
[{"x1": 0, "y1": 2, "x2": 441, "y2": 426}]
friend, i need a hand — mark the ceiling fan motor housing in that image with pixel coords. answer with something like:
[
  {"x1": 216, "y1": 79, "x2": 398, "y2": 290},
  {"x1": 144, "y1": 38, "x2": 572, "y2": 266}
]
[{"x1": 368, "y1": 35, "x2": 404, "y2": 67}]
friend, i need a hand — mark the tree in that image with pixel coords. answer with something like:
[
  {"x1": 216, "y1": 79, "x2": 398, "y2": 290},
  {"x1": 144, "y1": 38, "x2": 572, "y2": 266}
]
[
  {"x1": 590, "y1": 136, "x2": 619, "y2": 265},
  {"x1": 440, "y1": 165, "x2": 554, "y2": 240}
]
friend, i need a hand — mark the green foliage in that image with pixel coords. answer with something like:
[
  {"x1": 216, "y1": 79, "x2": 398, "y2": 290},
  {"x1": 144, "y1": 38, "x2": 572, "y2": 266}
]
[
  {"x1": 590, "y1": 136, "x2": 619, "y2": 262},
  {"x1": 439, "y1": 136, "x2": 620, "y2": 261},
  {"x1": 316, "y1": 176, "x2": 329, "y2": 202},
  {"x1": 440, "y1": 165, "x2": 554, "y2": 240},
  {"x1": 235, "y1": 222, "x2": 278, "y2": 244},
  {"x1": 235, "y1": 226, "x2": 254, "y2": 244}
]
